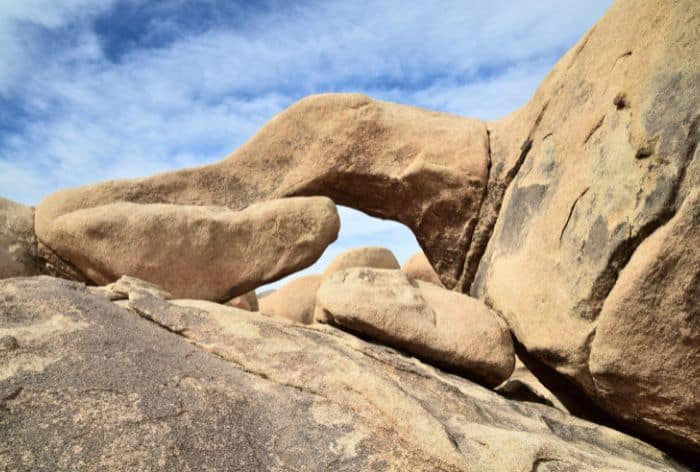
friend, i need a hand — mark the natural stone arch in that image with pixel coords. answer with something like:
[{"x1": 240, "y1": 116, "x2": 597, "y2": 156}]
[{"x1": 35, "y1": 93, "x2": 491, "y2": 288}]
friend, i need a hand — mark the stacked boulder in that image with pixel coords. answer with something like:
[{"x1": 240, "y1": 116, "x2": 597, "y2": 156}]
[{"x1": 0, "y1": 0, "x2": 697, "y2": 464}]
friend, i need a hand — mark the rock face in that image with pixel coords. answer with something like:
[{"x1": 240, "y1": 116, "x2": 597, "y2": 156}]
[
  {"x1": 465, "y1": 0, "x2": 699, "y2": 452},
  {"x1": 0, "y1": 277, "x2": 686, "y2": 471},
  {"x1": 19, "y1": 0, "x2": 698, "y2": 457},
  {"x1": 589, "y1": 189, "x2": 700, "y2": 452},
  {"x1": 316, "y1": 268, "x2": 515, "y2": 387},
  {"x1": 401, "y1": 251, "x2": 444, "y2": 286},
  {"x1": 323, "y1": 246, "x2": 400, "y2": 278},
  {"x1": 34, "y1": 94, "x2": 490, "y2": 289},
  {"x1": 227, "y1": 290, "x2": 259, "y2": 312},
  {"x1": 258, "y1": 274, "x2": 321, "y2": 324},
  {"x1": 0, "y1": 198, "x2": 44, "y2": 278},
  {"x1": 40, "y1": 197, "x2": 339, "y2": 301}
]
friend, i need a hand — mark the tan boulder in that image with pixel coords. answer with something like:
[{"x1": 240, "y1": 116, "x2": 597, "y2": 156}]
[
  {"x1": 41, "y1": 197, "x2": 339, "y2": 301},
  {"x1": 588, "y1": 189, "x2": 700, "y2": 452},
  {"x1": 35, "y1": 94, "x2": 490, "y2": 289},
  {"x1": 465, "y1": 0, "x2": 699, "y2": 452},
  {"x1": 258, "y1": 274, "x2": 321, "y2": 324},
  {"x1": 401, "y1": 251, "x2": 444, "y2": 287},
  {"x1": 226, "y1": 290, "x2": 259, "y2": 311},
  {"x1": 316, "y1": 268, "x2": 514, "y2": 386},
  {"x1": 322, "y1": 246, "x2": 400, "y2": 278},
  {"x1": 0, "y1": 197, "x2": 44, "y2": 278}
]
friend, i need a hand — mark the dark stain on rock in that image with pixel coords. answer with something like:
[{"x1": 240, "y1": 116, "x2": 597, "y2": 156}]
[
  {"x1": 498, "y1": 184, "x2": 548, "y2": 252},
  {"x1": 583, "y1": 215, "x2": 609, "y2": 262},
  {"x1": 613, "y1": 92, "x2": 629, "y2": 110}
]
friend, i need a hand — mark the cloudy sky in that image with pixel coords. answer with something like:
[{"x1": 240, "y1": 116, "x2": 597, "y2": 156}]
[{"x1": 0, "y1": 0, "x2": 612, "y2": 287}]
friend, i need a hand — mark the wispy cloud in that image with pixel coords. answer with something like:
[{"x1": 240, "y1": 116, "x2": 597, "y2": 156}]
[{"x1": 0, "y1": 0, "x2": 612, "y2": 288}]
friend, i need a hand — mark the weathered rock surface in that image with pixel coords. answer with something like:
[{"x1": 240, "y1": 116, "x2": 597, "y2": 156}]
[
  {"x1": 401, "y1": 251, "x2": 444, "y2": 287},
  {"x1": 41, "y1": 197, "x2": 339, "y2": 301},
  {"x1": 90, "y1": 275, "x2": 174, "y2": 301},
  {"x1": 0, "y1": 277, "x2": 687, "y2": 471},
  {"x1": 226, "y1": 290, "x2": 259, "y2": 311},
  {"x1": 316, "y1": 268, "x2": 515, "y2": 386},
  {"x1": 22, "y1": 0, "x2": 698, "y2": 456},
  {"x1": 323, "y1": 246, "x2": 400, "y2": 278},
  {"x1": 35, "y1": 94, "x2": 490, "y2": 289},
  {"x1": 466, "y1": 0, "x2": 699, "y2": 451},
  {"x1": 589, "y1": 189, "x2": 700, "y2": 452},
  {"x1": 258, "y1": 274, "x2": 321, "y2": 324},
  {"x1": 0, "y1": 198, "x2": 44, "y2": 278}
]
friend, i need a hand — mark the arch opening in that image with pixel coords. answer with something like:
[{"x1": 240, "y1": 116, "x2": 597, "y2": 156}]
[{"x1": 257, "y1": 205, "x2": 421, "y2": 295}]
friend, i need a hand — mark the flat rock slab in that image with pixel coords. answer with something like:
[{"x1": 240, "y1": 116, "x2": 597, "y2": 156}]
[
  {"x1": 41, "y1": 196, "x2": 339, "y2": 301},
  {"x1": 0, "y1": 276, "x2": 687, "y2": 471}
]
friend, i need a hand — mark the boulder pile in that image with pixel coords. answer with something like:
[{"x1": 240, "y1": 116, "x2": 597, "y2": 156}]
[{"x1": 0, "y1": 0, "x2": 697, "y2": 468}]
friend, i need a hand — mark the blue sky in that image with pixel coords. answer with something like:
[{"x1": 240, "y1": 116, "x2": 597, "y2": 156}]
[{"x1": 0, "y1": 0, "x2": 612, "y2": 288}]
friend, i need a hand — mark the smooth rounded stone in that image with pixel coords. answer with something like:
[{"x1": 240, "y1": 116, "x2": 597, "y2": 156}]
[
  {"x1": 226, "y1": 290, "x2": 259, "y2": 311},
  {"x1": 466, "y1": 0, "x2": 699, "y2": 452},
  {"x1": 34, "y1": 94, "x2": 490, "y2": 290},
  {"x1": 258, "y1": 274, "x2": 321, "y2": 324},
  {"x1": 316, "y1": 268, "x2": 515, "y2": 386},
  {"x1": 401, "y1": 251, "x2": 444, "y2": 287},
  {"x1": 322, "y1": 247, "x2": 400, "y2": 278},
  {"x1": 589, "y1": 189, "x2": 700, "y2": 453},
  {"x1": 0, "y1": 197, "x2": 44, "y2": 278},
  {"x1": 0, "y1": 276, "x2": 686, "y2": 471},
  {"x1": 41, "y1": 197, "x2": 339, "y2": 301}
]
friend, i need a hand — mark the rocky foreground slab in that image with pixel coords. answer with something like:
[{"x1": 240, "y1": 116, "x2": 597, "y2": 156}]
[{"x1": 0, "y1": 277, "x2": 689, "y2": 471}]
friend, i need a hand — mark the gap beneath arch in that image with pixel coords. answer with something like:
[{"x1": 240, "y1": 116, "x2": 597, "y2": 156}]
[{"x1": 257, "y1": 205, "x2": 421, "y2": 294}]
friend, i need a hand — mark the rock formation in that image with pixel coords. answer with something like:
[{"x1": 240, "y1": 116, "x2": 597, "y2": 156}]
[
  {"x1": 316, "y1": 268, "x2": 515, "y2": 386},
  {"x1": 0, "y1": 198, "x2": 45, "y2": 278},
  {"x1": 322, "y1": 246, "x2": 401, "y2": 278},
  {"x1": 401, "y1": 251, "x2": 444, "y2": 286},
  {"x1": 0, "y1": 277, "x2": 687, "y2": 471},
  {"x1": 0, "y1": 0, "x2": 697, "y2": 465},
  {"x1": 40, "y1": 197, "x2": 339, "y2": 300},
  {"x1": 467, "y1": 0, "x2": 699, "y2": 452},
  {"x1": 34, "y1": 95, "x2": 488, "y2": 288},
  {"x1": 258, "y1": 274, "x2": 321, "y2": 324},
  {"x1": 588, "y1": 189, "x2": 699, "y2": 452},
  {"x1": 226, "y1": 290, "x2": 259, "y2": 311}
]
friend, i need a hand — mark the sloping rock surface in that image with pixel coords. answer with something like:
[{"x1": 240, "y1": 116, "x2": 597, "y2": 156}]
[
  {"x1": 0, "y1": 277, "x2": 687, "y2": 471},
  {"x1": 41, "y1": 197, "x2": 339, "y2": 301}
]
